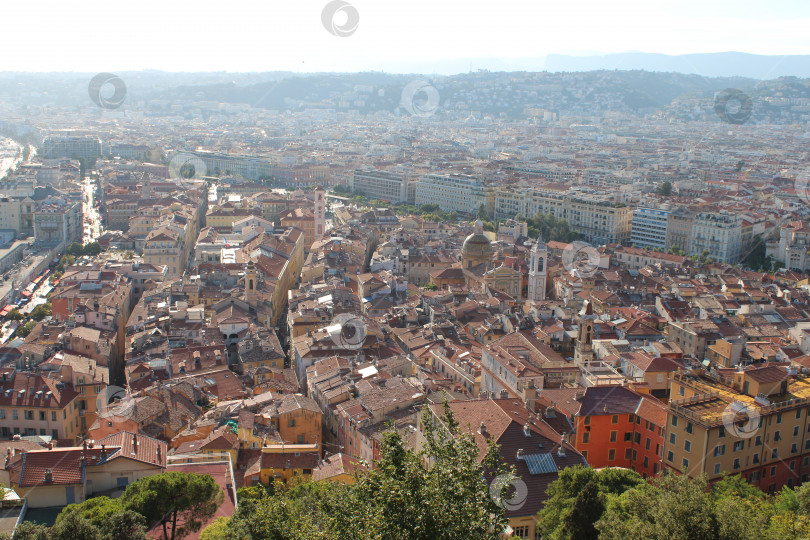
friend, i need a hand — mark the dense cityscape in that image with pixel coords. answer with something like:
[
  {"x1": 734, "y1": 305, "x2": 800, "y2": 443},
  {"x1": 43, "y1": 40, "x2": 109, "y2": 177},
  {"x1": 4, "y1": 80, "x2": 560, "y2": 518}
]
[{"x1": 1, "y1": 10, "x2": 810, "y2": 538}]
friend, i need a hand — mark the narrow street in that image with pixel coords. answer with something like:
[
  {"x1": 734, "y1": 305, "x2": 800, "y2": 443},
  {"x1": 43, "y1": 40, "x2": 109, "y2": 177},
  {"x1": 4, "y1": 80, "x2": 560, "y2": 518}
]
[{"x1": 82, "y1": 176, "x2": 102, "y2": 243}]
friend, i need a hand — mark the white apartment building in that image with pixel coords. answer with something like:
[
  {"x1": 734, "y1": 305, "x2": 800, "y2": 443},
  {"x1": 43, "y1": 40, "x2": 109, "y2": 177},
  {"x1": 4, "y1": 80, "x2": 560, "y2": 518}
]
[
  {"x1": 0, "y1": 197, "x2": 21, "y2": 232},
  {"x1": 631, "y1": 207, "x2": 670, "y2": 250},
  {"x1": 414, "y1": 173, "x2": 490, "y2": 215},
  {"x1": 33, "y1": 201, "x2": 82, "y2": 246},
  {"x1": 494, "y1": 188, "x2": 633, "y2": 245},
  {"x1": 690, "y1": 211, "x2": 742, "y2": 263},
  {"x1": 350, "y1": 169, "x2": 411, "y2": 204},
  {"x1": 766, "y1": 221, "x2": 810, "y2": 272},
  {"x1": 503, "y1": 164, "x2": 579, "y2": 183},
  {"x1": 42, "y1": 136, "x2": 102, "y2": 159}
]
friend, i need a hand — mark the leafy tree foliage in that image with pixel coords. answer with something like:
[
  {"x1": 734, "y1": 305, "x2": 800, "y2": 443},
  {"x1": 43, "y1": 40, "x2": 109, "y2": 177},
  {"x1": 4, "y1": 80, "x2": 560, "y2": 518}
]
[
  {"x1": 67, "y1": 242, "x2": 102, "y2": 258},
  {"x1": 30, "y1": 303, "x2": 51, "y2": 322},
  {"x1": 525, "y1": 212, "x2": 581, "y2": 243},
  {"x1": 67, "y1": 242, "x2": 84, "y2": 257},
  {"x1": 11, "y1": 501, "x2": 146, "y2": 540},
  {"x1": 82, "y1": 242, "x2": 102, "y2": 256},
  {"x1": 655, "y1": 181, "x2": 673, "y2": 196},
  {"x1": 26, "y1": 473, "x2": 219, "y2": 540},
  {"x1": 54, "y1": 254, "x2": 76, "y2": 277},
  {"x1": 331, "y1": 184, "x2": 352, "y2": 195},
  {"x1": 211, "y1": 405, "x2": 510, "y2": 540},
  {"x1": 15, "y1": 320, "x2": 36, "y2": 338},
  {"x1": 123, "y1": 471, "x2": 223, "y2": 540},
  {"x1": 55, "y1": 497, "x2": 147, "y2": 540},
  {"x1": 596, "y1": 473, "x2": 810, "y2": 540},
  {"x1": 538, "y1": 465, "x2": 644, "y2": 540}
]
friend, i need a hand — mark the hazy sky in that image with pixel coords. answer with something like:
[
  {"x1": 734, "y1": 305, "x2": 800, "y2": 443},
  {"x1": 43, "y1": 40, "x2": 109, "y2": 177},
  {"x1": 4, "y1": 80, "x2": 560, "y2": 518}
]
[{"x1": 2, "y1": 0, "x2": 808, "y2": 74}]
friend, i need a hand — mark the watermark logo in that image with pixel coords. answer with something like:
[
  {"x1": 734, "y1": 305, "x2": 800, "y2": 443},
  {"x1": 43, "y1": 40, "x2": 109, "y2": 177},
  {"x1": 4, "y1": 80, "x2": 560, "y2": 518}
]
[
  {"x1": 721, "y1": 401, "x2": 760, "y2": 439},
  {"x1": 327, "y1": 313, "x2": 367, "y2": 349},
  {"x1": 88, "y1": 73, "x2": 127, "y2": 110},
  {"x1": 489, "y1": 474, "x2": 528, "y2": 511},
  {"x1": 713, "y1": 88, "x2": 752, "y2": 125},
  {"x1": 562, "y1": 241, "x2": 600, "y2": 278},
  {"x1": 168, "y1": 153, "x2": 208, "y2": 181},
  {"x1": 400, "y1": 80, "x2": 440, "y2": 117},
  {"x1": 95, "y1": 385, "x2": 127, "y2": 416},
  {"x1": 321, "y1": 0, "x2": 359, "y2": 37}
]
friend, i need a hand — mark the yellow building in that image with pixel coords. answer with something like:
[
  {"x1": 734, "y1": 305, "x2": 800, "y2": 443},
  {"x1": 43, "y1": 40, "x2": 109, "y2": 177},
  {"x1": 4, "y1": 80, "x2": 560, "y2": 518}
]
[
  {"x1": 312, "y1": 453, "x2": 365, "y2": 484},
  {"x1": 142, "y1": 226, "x2": 185, "y2": 277},
  {"x1": 236, "y1": 393, "x2": 323, "y2": 449},
  {"x1": 665, "y1": 367, "x2": 810, "y2": 494},
  {"x1": 5, "y1": 432, "x2": 167, "y2": 508},
  {"x1": 173, "y1": 426, "x2": 239, "y2": 466},
  {"x1": 259, "y1": 444, "x2": 320, "y2": 486},
  {"x1": 280, "y1": 208, "x2": 316, "y2": 251},
  {"x1": 0, "y1": 369, "x2": 83, "y2": 442}
]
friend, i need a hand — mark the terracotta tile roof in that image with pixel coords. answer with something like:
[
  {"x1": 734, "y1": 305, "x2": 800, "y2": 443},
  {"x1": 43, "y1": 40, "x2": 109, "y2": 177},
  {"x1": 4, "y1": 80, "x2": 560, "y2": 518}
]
[
  {"x1": 98, "y1": 431, "x2": 168, "y2": 467},
  {"x1": 261, "y1": 450, "x2": 320, "y2": 470},
  {"x1": 432, "y1": 399, "x2": 585, "y2": 517},
  {"x1": 8, "y1": 448, "x2": 89, "y2": 487},
  {"x1": 0, "y1": 372, "x2": 79, "y2": 409},
  {"x1": 312, "y1": 452, "x2": 366, "y2": 482},
  {"x1": 576, "y1": 385, "x2": 646, "y2": 417},
  {"x1": 745, "y1": 365, "x2": 790, "y2": 384}
]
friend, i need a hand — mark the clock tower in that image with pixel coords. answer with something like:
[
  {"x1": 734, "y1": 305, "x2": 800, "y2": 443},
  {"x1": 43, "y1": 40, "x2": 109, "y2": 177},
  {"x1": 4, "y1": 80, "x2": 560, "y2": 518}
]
[{"x1": 528, "y1": 234, "x2": 548, "y2": 301}]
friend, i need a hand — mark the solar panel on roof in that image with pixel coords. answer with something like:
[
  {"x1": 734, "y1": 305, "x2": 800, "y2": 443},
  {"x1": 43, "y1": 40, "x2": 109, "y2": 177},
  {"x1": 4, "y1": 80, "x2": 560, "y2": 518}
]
[{"x1": 524, "y1": 452, "x2": 558, "y2": 475}]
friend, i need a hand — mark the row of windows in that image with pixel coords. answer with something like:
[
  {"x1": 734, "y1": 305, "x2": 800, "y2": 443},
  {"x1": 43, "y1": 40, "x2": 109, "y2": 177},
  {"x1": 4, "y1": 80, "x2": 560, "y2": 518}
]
[
  {"x1": 0, "y1": 426, "x2": 59, "y2": 438},
  {"x1": 0, "y1": 409, "x2": 58, "y2": 421}
]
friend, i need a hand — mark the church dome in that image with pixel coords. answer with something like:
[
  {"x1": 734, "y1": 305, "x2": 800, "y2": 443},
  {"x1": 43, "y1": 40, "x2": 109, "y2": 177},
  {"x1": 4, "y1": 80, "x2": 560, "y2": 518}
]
[{"x1": 462, "y1": 220, "x2": 493, "y2": 261}]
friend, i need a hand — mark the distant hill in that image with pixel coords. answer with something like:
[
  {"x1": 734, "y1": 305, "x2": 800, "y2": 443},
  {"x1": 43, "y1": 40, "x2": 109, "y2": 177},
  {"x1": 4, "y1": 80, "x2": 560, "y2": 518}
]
[
  {"x1": 544, "y1": 52, "x2": 810, "y2": 79},
  {"x1": 1, "y1": 69, "x2": 808, "y2": 122}
]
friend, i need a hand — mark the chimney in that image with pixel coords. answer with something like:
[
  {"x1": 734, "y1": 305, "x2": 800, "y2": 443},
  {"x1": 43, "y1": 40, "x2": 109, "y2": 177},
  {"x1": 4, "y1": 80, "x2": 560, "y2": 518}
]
[
  {"x1": 479, "y1": 421, "x2": 487, "y2": 435},
  {"x1": 47, "y1": 441, "x2": 53, "y2": 450},
  {"x1": 557, "y1": 437, "x2": 566, "y2": 458},
  {"x1": 100, "y1": 444, "x2": 107, "y2": 461},
  {"x1": 523, "y1": 423, "x2": 531, "y2": 437},
  {"x1": 132, "y1": 434, "x2": 138, "y2": 452},
  {"x1": 156, "y1": 446, "x2": 162, "y2": 463}
]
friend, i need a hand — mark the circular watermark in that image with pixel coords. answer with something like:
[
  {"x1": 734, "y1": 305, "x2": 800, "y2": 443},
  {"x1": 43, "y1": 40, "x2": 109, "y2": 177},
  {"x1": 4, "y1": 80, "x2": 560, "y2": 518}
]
[
  {"x1": 562, "y1": 241, "x2": 600, "y2": 278},
  {"x1": 168, "y1": 153, "x2": 208, "y2": 181},
  {"x1": 95, "y1": 385, "x2": 127, "y2": 416},
  {"x1": 713, "y1": 88, "x2": 752, "y2": 125},
  {"x1": 400, "y1": 80, "x2": 440, "y2": 118},
  {"x1": 489, "y1": 474, "x2": 528, "y2": 512},
  {"x1": 321, "y1": 0, "x2": 359, "y2": 37},
  {"x1": 721, "y1": 401, "x2": 760, "y2": 439},
  {"x1": 327, "y1": 313, "x2": 367, "y2": 349},
  {"x1": 88, "y1": 73, "x2": 127, "y2": 110}
]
